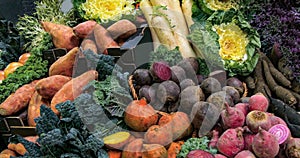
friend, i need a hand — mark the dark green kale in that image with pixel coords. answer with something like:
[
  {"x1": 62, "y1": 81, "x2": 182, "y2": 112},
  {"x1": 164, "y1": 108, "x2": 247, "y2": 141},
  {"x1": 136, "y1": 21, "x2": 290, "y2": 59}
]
[
  {"x1": 0, "y1": 18, "x2": 24, "y2": 70},
  {"x1": 149, "y1": 45, "x2": 183, "y2": 66}
]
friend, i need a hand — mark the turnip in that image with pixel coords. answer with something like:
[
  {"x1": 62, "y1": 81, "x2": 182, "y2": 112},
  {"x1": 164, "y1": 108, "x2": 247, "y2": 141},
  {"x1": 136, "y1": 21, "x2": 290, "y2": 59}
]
[
  {"x1": 252, "y1": 128, "x2": 280, "y2": 158},
  {"x1": 268, "y1": 124, "x2": 291, "y2": 144},
  {"x1": 234, "y1": 150, "x2": 256, "y2": 158},
  {"x1": 246, "y1": 110, "x2": 272, "y2": 133},
  {"x1": 285, "y1": 137, "x2": 300, "y2": 158},
  {"x1": 216, "y1": 127, "x2": 244, "y2": 157},
  {"x1": 186, "y1": 149, "x2": 214, "y2": 158},
  {"x1": 220, "y1": 103, "x2": 245, "y2": 129},
  {"x1": 248, "y1": 93, "x2": 269, "y2": 112}
]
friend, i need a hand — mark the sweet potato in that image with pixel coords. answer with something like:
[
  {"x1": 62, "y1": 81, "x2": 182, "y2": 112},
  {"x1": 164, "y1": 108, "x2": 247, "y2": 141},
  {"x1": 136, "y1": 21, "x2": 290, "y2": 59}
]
[
  {"x1": 122, "y1": 138, "x2": 144, "y2": 158},
  {"x1": 0, "y1": 149, "x2": 16, "y2": 157},
  {"x1": 144, "y1": 125, "x2": 173, "y2": 146},
  {"x1": 142, "y1": 144, "x2": 168, "y2": 158},
  {"x1": 94, "y1": 24, "x2": 119, "y2": 54},
  {"x1": 35, "y1": 75, "x2": 72, "y2": 99},
  {"x1": 27, "y1": 91, "x2": 50, "y2": 126},
  {"x1": 167, "y1": 141, "x2": 184, "y2": 158},
  {"x1": 107, "y1": 19, "x2": 137, "y2": 40},
  {"x1": 81, "y1": 39, "x2": 98, "y2": 54},
  {"x1": 49, "y1": 47, "x2": 79, "y2": 77},
  {"x1": 50, "y1": 70, "x2": 98, "y2": 114},
  {"x1": 41, "y1": 21, "x2": 79, "y2": 50},
  {"x1": 7, "y1": 143, "x2": 26, "y2": 155},
  {"x1": 0, "y1": 81, "x2": 36, "y2": 116},
  {"x1": 108, "y1": 150, "x2": 122, "y2": 158},
  {"x1": 73, "y1": 20, "x2": 97, "y2": 39}
]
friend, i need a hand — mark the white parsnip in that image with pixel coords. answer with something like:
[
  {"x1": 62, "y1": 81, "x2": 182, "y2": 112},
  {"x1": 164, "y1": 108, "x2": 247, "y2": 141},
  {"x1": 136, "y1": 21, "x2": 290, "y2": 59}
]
[
  {"x1": 182, "y1": 0, "x2": 194, "y2": 28},
  {"x1": 151, "y1": 15, "x2": 177, "y2": 50},
  {"x1": 140, "y1": 0, "x2": 160, "y2": 50}
]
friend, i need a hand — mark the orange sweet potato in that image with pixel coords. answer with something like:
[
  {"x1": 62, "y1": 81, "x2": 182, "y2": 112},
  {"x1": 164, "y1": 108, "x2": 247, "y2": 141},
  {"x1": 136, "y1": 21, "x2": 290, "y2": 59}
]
[
  {"x1": 73, "y1": 20, "x2": 97, "y2": 39},
  {"x1": 0, "y1": 149, "x2": 17, "y2": 157},
  {"x1": 108, "y1": 150, "x2": 122, "y2": 158},
  {"x1": 107, "y1": 19, "x2": 137, "y2": 40},
  {"x1": 94, "y1": 24, "x2": 119, "y2": 54},
  {"x1": 50, "y1": 70, "x2": 98, "y2": 114},
  {"x1": 81, "y1": 38, "x2": 98, "y2": 54},
  {"x1": 49, "y1": 47, "x2": 79, "y2": 77},
  {"x1": 0, "y1": 81, "x2": 37, "y2": 116},
  {"x1": 27, "y1": 91, "x2": 50, "y2": 126},
  {"x1": 7, "y1": 143, "x2": 26, "y2": 155},
  {"x1": 35, "y1": 75, "x2": 72, "y2": 99},
  {"x1": 167, "y1": 141, "x2": 184, "y2": 158},
  {"x1": 41, "y1": 21, "x2": 79, "y2": 50},
  {"x1": 122, "y1": 138, "x2": 144, "y2": 158}
]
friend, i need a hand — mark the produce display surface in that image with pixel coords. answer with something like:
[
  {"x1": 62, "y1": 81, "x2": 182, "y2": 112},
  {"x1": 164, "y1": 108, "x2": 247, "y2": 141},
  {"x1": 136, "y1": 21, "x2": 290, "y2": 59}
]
[{"x1": 0, "y1": 0, "x2": 299, "y2": 157}]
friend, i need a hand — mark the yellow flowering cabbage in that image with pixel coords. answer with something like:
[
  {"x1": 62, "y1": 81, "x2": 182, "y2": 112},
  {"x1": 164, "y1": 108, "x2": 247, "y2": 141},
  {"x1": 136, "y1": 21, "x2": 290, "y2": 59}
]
[
  {"x1": 214, "y1": 22, "x2": 249, "y2": 61},
  {"x1": 205, "y1": 0, "x2": 238, "y2": 11},
  {"x1": 80, "y1": 0, "x2": 135, "y2": 23}
]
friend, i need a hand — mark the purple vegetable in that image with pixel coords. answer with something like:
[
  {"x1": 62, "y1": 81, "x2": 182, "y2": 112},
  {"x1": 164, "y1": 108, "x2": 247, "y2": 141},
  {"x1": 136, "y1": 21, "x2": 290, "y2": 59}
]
[
  {"x1": 186, "y1": 149, "x2": 214, "y2": 158},
  {"x1": 150, "y1": 61, "x2": 172, "y2": 82}
]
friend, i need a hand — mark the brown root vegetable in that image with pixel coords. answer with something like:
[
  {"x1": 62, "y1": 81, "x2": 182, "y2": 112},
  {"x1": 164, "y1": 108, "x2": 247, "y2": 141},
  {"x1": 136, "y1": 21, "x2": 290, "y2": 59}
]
[
  {"x1": 244, "y1": 76, "x2": 256, "y2": 90},
  {"x1": 124, "y1": 99, "x2": 159, "y2": 132},
  {"x1": 144, "y1": 125, "x2": 173, "y2": 146},
  {"x1": 103, "y1": 131, "x2": 133, "y2": 150},
  {"x1": 269, "y1": 65, "x2": 291, "y2": 88},
  {"x1": 200, "y1": 77, "x2": 222, "y2": 96},
  {"x1": 27, "y1": 91, "x2": 50, "y2": 126},
  {"x1": 35, "y1": 75, "x2": 72, "y2": 99},
  {"x1": 180, "y1": 79, "x2": 195, "y2": 91},
  {"x1": 142, "y1": 144, "x2": 168, "y2": 158},
  {"x1": 220, "y1": 103, "x2": 245, "y2": 129},
  {"x1": 133, "y1": 69, "x2": 153, "y2": 86},
  {"x1": 81, "y1": 39, "x2": 98, "y2": 54},
  {"x1": 226, "y1": 77, "x2": 244, "y2": 95},
  {"x1": 41, "y1": 21, "x2": 79, "y2": 50},
  {"x1": 252, "y1": 128, "x2": 280, "y2": 158},
  {"x1": 170, "y1": 66, "x2": 186, "y2": 84},
  {"x1": 156, "y1": 80, "x2": 180, "y2": 104},
  {"x1": 94, "y1": 24, "x2": 119, "y2": 54},
  {"x1": 150, "y1": 62, "x2": 172, "y2": 82},
  {"x1": 107, "y1": 19, "x2": 137, "y2": 40},
  {"x1": 49, "y1": 47, "x2": 79, "y2": 77},
  {"x1": 178, "y1": 86, "x2": 205, "y2": 114},
  {"x1": 0, "y1": 81, "x2": 36, "y2": 116},
  {"x1": 216, "y1": 127, "x2": 244, "y2": 157},
  {"x1": 167, "y1": 141, "x2": 184, "y2": 158},
  {"x1": 285, "y1": 137, "x2": 300, "y2": 158},
  {"x1": 246, "y1": 110, "x2": 272, "y2": 133},
  {"x1": 122, "y1": 138, "x2": 144, "y2": 158},
  {"x1": 253, "y1": 59, "x2": 271, "y2": 97},
  {"x1": 73, "y1": 20, "x2": 97, "y2": 39},
  {"x1": 222, "y1": 86, "x2": 240, "y2": 104},
  {"x1": 50, "y1": 70, "x2": 98, "y2": 114}
]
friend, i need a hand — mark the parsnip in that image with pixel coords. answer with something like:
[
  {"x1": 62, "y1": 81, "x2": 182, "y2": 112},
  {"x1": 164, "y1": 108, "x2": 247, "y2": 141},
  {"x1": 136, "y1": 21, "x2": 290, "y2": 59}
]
[
  {"x1": 182, "y1": 0, "x2": 194, "y2": 28},
  {"x1": 151, "y1": 15, "x2": 177, "y2": 50},
  {"x1": 140, "y1": 0, "x2": 160, "y2": 50},
  {"x1": 174, "y1": 32, "x2": 196, "y2": 58}
]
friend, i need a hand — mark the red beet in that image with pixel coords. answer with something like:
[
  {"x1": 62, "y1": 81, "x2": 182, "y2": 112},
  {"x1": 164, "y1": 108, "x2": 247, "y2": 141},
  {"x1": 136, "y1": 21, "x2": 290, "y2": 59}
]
[
  {"x1": 216, "y1": 127, "x2": 244, "y2": 157},
  {"x1": 186, "y1": 149, "x2": 214, "y2": 158},
  {"x1": 244, "y1": 133, "x2": 255, "y2": 152},
  {"x1": 269, "y1": 115, "x2": 287, "y2": 126},
  {"x1": 268, "y1": 124, "x2": 291, "y2": 144},
  {"x1": 285, "y1": 138, "x2": 300, "y2": 158},
  {"x1": 150, "y1": 61, "x2": 172, "y2": 82},
  {"x1": 246, "y1": 110, "x2": 272, "y2": 133},
  {"x1": 248, "y1": 93, "x2": 269, "y2": 112},
  {"x1": 234, "y1": 103, "x2": 249, "y2": 117},
  {"x1": 234, "y1": 150, "x2": 256, "y2": 158},
  {"x1": 252, "y1": 128, "x2": 280, "y2": 158},
  {"x1": 214, "y1": 154, "x2": 227, "y2": 158},
  {"x1": 208, "y1": 130, "x2": 219, "y2": 148},
  {"x1": 220, "y1": 103, "x2": 245, "y2": 129}
]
